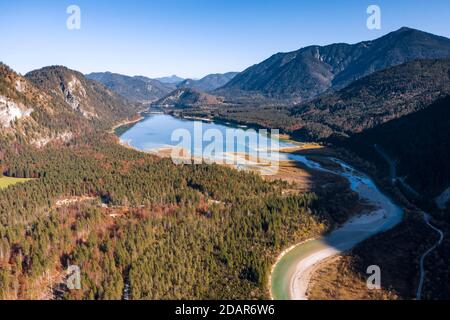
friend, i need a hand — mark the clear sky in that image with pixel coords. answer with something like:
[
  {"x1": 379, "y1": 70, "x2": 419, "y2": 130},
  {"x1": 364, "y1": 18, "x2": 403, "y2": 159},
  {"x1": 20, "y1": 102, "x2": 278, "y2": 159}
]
[{"x1": 1, "y1": 0, "x2": 449, "y2": 78}]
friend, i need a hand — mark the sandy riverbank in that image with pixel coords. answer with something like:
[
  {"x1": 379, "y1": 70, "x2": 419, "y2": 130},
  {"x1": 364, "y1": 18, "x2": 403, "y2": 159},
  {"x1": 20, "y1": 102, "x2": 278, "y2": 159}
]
[{"x1": 270, "y1": 157, "x2": 403, "y2": 300}]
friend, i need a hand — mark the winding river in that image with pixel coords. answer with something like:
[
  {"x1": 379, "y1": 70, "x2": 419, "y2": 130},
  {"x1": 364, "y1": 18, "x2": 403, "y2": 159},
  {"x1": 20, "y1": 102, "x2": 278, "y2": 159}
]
[
  {"x1": 120, "y1": 114, "x2": 405, "y2": 300},
  {"x1": 271, "y1": 154, "x2": 404, "y2": 299}
]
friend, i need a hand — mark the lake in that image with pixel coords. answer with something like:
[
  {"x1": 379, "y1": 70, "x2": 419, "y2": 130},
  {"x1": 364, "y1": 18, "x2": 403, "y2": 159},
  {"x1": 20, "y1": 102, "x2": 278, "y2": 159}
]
[{"x1": 119, "y1": 114, "x2": 294, "y2": 168}]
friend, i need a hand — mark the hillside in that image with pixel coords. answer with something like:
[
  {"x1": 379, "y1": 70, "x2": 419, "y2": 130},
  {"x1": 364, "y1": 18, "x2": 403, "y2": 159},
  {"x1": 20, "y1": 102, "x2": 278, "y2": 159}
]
[
  {"x1": 211, "y1": 59, "x2": 450, "y2": 139},
  {"x1": 1, "y1": 64, "x2": 139, "y2": 148},
  {"x1": 217, "y1": 27, "x2": 450, "y2": 102},
  {"x1": 0, "y1": 63, "x2": 90, "y2": 147},
  {"x1": 345, "y1": 95, "x2": 450, "y2": 198},
  {"x1": 86, "y1": 72, "x2": 174, "y2": 103},
  {"x1": 289, "y1": 59, "x2": 450, "y2": 140},
  {"x1": 154, "y1": 88, "x2": 224, "y2": 108},
  {"x1": 177, "y1": 72, "x2": 238, "y2": 92}
]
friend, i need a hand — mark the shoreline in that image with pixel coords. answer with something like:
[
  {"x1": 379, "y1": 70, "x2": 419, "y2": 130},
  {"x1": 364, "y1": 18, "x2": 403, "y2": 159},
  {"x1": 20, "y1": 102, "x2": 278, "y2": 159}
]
[
  {"x1": 268, "y1": 238, "x2": 314, "y2": 300},
  {"x1": 110, "y1": 116, "x2": 144, "y2": 134}
]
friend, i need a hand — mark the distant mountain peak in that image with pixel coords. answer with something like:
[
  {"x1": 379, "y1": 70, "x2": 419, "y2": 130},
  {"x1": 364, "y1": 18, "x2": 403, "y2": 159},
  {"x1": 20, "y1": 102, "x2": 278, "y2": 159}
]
[
  {"x1": 396, "y1": 26, "x2": 414, "y2": 32},
  {"x1": 154, "y1": 75, "x2": 185, "y2": 85},
  {"x1": 86, "y1": 72, "x2": 175, "y2": 103}
]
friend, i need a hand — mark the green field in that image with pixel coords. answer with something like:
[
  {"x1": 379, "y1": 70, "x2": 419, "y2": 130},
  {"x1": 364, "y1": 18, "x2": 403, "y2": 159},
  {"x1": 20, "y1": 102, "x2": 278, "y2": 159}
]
[{"x1": 0, "y1": 176, "x2": 32, "y2": 190}]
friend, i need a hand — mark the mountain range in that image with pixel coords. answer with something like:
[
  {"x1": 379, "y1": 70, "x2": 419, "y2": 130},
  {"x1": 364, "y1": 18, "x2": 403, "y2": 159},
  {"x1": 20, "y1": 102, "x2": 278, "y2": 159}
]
[
  {"x1": 86, "y1": 71, "x2": 238, "y2": 104},
  {"x1": 216, "y1": 27, "x2": 450, "y2": 102},
  {"x1": 85, "y1": 72, "x2": 175, "y2": 104}
]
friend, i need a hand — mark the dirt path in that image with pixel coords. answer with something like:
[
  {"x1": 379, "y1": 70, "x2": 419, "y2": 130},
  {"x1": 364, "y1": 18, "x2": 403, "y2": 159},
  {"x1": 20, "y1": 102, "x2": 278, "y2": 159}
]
[
  {"x1": 374, "y1": 145, "x2": 444, "y2": 300},
  {"x1": 416, "y1": 213, "x2": 444, "y2": 300}
]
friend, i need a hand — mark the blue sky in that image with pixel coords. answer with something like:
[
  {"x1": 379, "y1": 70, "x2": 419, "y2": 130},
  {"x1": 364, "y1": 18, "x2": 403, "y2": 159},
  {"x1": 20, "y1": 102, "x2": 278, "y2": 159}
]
[{"x1": 1, "y1": 0, "x2": 449, "y2": 78}]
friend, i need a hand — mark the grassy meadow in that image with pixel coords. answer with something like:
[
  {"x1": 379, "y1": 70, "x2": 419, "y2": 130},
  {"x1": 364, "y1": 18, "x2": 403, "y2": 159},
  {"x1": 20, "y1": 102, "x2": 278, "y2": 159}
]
[{"x1": 0, "y1": 175, "x2": 32, "y2": 190}]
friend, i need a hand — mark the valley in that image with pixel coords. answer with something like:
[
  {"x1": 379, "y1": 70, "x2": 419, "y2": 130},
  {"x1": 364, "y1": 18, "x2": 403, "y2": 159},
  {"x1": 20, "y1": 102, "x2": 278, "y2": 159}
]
[{"x1": 1, "y1": 23, "x2": 450, "y2": 301}]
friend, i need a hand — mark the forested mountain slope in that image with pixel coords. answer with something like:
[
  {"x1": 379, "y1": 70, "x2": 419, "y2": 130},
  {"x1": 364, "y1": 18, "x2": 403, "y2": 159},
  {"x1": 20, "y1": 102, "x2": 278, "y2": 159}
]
[
  {"x1": 154, "y1": 88, "x2": 224, "y2": 108},
  {"x1": 289, "y1": 59, "x2": 450, "y2": 140},
  {"x1": 178, "y1": 72, "x2": 238, "y2": 92},
  {"x1": 1, "y1": 63, "x2": 138, "y2": 148},
  {"x1": 345, "y1": 95, "x2": 450, "y2": 199}
]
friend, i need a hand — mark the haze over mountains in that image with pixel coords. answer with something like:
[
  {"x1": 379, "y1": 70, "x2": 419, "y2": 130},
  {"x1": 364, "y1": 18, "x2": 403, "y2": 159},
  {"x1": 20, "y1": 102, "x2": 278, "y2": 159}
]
[
  {"x1": 154, "y1": 75, "x2": 185, "y2": 84},
  {"x1": 86, "y1": 71, "x2": 239, "y2": 104},
  {"x1": 217, "y1": 27, "x2": 450, "y2": 102}
]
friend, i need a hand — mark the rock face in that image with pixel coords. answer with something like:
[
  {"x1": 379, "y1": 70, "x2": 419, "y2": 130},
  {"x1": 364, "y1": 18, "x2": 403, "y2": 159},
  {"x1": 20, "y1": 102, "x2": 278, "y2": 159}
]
[
  {"x1": 218, "y1": 27, "x2": 450, "y2": 102},
  {"x1": 60, "y1": 77, "x2": 98, "y2": 118},
  {"x1": 0, "y1": 95, "x2": 32, "y2": 127}
]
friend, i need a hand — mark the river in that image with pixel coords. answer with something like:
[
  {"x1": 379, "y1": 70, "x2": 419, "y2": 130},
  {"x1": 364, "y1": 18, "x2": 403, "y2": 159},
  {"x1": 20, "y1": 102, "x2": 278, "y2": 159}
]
[{"x1": 271, "y1": 155, "x2": 404, "y2": 299}]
